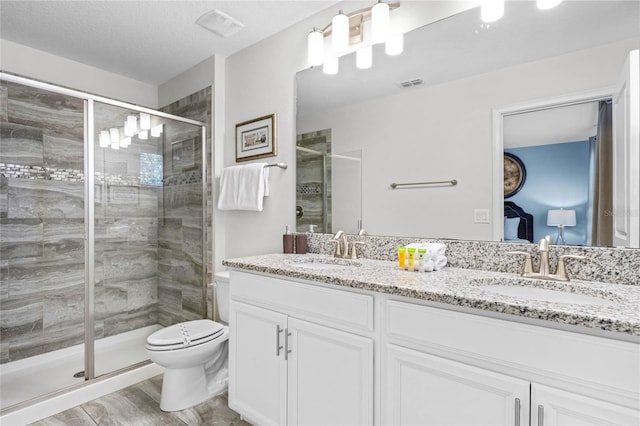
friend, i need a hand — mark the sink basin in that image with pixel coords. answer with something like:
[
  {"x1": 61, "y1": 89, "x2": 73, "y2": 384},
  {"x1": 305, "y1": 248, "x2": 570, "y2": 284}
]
[
  {"x1": 471, "y1": 278, "x2": 620, "y2": 306},
  {"x1": 286, "y1": 257, "x2": 361, "y2": 271},
  {"x1": 481, "y1": 285, "x2": 616, "y2": 306}
]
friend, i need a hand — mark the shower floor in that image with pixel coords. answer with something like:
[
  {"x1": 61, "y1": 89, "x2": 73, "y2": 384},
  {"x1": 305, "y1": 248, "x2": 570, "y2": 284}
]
[{"x1": 0, "y1": 324, "x2": 162, "y2": 411}]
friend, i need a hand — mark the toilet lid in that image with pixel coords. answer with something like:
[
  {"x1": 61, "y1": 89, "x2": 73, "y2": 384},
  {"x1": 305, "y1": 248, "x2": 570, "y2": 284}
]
[{"x1": 146, "y1": 319, "x2": 225, "y2": 351}]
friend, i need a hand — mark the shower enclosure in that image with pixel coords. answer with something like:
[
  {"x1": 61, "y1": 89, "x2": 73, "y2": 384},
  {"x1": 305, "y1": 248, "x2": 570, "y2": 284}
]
[{"x1": 0, "y1": 74, "x2": 207, "y2": 413}]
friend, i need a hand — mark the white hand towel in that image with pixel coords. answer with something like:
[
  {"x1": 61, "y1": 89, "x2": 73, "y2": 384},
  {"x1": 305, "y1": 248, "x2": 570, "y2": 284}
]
[
  {"x1": 217, "y1": 163, "x2": 269, "y2": 211},
  {"x1": 433, "y1": 255, "x2": 448, "y2": 271},
  {"x1": 406, "y1": 242, "x2": 446, "y2": 256}
]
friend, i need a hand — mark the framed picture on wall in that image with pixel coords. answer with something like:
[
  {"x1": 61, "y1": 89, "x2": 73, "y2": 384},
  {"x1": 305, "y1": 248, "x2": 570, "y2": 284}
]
[
  {"x1": 235, "y1": 113, "x2": 276, "y2": 162},
  {"x1": 504, "y1": 152, "x2": 526, "y2": 198}
]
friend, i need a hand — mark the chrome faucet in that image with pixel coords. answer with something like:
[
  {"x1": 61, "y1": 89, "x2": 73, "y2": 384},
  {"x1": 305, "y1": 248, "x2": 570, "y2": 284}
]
[
  {"x1": 333, "y1": 230, "x2": 349, "y2": 258},
  {"x1": 509, "y1": 236, "x2": 585, "y2": 281}
]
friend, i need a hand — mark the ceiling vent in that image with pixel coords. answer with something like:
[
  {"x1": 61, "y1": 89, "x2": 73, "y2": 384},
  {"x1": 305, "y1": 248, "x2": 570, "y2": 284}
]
[
  {"x1": 197, "y1": 9, "x2": 245, "y2": 38},
  {"x1": 399, "y1": 78, "x2": 424, "y2": 88}
]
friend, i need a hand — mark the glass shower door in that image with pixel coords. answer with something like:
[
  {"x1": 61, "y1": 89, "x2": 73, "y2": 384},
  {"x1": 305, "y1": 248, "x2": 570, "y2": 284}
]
[
  {"x1": 0, "y1": 80, "x2": 86, "y2": 408},
  {"x1": 91, "y1": 101, "x2": 205, "y2": 378}
]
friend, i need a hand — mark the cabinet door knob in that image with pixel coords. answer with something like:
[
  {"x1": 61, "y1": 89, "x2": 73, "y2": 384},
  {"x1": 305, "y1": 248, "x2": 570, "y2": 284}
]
[
  {"x1": 514, "y1": 398, "x2": 521, "y2": 426},
  {"x1": 276, "y1": 325, "x2": 284, "y2": 357}
]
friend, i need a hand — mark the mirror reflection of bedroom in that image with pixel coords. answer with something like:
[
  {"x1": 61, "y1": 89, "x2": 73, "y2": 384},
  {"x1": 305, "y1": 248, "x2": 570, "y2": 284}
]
[{"x1": 503, "y1": 100, "x2": 611, "y2": 247}]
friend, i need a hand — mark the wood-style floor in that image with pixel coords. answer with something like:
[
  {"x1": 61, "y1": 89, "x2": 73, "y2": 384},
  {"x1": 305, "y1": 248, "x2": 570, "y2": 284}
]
[{"x1": 30, "y1": 376, "x2": 250, "y2": 426}]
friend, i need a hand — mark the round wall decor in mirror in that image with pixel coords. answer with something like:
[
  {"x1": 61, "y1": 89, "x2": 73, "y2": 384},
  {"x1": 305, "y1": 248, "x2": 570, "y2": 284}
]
[{"x1": 503, "y1": 152, "x2": 526, "y2": 198}]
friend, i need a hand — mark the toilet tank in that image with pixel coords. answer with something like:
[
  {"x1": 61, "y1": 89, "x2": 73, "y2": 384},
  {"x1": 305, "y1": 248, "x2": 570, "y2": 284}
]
[{"x1": 214, "y1": 271, "x2": 231, "y2": 323}]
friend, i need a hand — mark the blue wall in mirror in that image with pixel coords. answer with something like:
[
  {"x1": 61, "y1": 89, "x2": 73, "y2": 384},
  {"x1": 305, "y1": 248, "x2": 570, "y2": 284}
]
[{"x1": 505, "y1": 140, "x2": 590, "y2": 245}]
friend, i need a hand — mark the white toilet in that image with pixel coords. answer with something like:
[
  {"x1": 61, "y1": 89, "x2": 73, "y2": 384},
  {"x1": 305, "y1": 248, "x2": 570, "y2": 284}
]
[{"x1": 146, "y1": 271, "x2": 231, "y2": 412}]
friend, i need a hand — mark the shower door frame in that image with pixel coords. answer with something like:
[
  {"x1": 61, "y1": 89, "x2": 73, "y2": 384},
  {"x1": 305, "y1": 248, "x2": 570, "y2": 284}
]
[{"x1": 0, "y1": 73, "x2": 208, "y2": 386}]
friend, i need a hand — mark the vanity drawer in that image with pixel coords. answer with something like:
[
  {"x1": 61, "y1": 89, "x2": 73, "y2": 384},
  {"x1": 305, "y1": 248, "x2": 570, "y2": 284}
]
[
  {"x1": 385, "y1": 299, "x2": 640, "y2": 409},
  {"x1": 230, "y1": 270, "x2": 374, "y2": 334}
]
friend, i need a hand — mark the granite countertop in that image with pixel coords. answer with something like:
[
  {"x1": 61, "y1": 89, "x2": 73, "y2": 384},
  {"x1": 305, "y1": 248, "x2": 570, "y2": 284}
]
[{"x1": 223, "y1": 253, "x2": 640, "y2": 339}]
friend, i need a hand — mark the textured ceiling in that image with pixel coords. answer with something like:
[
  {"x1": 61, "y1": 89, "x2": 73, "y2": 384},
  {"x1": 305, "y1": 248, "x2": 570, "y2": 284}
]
[{"x1": 0, "y1": 0, "x2": 339, "y2": 85}]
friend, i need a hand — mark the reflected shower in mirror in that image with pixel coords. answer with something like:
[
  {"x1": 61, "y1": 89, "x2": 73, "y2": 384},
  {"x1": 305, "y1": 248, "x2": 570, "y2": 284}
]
[{"x1": 296, "y1": 0, "x2": 639, "y2": 246}]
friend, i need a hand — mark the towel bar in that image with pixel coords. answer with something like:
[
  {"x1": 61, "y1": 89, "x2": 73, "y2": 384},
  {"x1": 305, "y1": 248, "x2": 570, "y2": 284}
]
[
  {"x1": 390, "y1": 179, "x2": 457, "y2": 189},
  {"x1": 266, "y1": 162, "x2": 288, "y2": 169}
]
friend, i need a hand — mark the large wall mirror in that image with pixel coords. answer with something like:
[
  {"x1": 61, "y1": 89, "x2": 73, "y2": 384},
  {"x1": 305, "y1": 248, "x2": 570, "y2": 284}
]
[{"x1": 296, "y1": 0, "x2": 639, "y2": 247}]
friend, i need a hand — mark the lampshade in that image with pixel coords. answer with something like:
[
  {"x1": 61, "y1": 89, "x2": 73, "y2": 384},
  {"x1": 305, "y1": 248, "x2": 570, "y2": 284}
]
[
  {"x1": 323, "y1": 57, "x2": 339, "y2": 75},
  {"x1": 481, "y1": 0, "x2": 504, "y2": 23},
  {"x1": 331, "y1": 11, "x2": 349, "y2": 52},
  {"x1": 109, "y1": 128, "x2": 120, "y2": 144},
  {"x1": 151, "y1": 124, "x2": 163, "y2": 138},
  {"x1": 547, "y1": 209, "x2": 576, "y2": 227},
  {"x1": 139, "y1": 113, "x2": 151, "y2": 130},
  {"x1": 307, "y1": 29, "x2": 324, "y2": 66},
  {"x1": 371, "y1": 1, "x2": 390, "y2": 44},
  {"x1": 99, "y1": 130, "x2": 110, "y2": 148},
  {"x1": 537, "y1": 0, "x2": 562, "y2": 10},
  {"x1": 385, "y1": 32, "x2": 403, "y2": 56},
  {"x1": 356, "y1": 46, "x2": 372, "y2": 69},
  {"x1": 124, "y1": 115, "x2": 137, "y2": 136}
]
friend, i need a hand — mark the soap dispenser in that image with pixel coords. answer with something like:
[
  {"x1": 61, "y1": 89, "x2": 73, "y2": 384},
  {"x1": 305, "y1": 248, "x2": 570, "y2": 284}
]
[{"x1": 283, "y1": 226, "x2": 294, "y2": 254}]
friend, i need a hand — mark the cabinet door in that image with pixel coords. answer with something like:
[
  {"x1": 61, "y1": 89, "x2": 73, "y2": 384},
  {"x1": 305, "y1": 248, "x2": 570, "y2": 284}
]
[
  {"x1": 229, "y1": 301, "x2": 287, "y2": 426},
  {"x1": 532, "y1": 383, "x2": 640, "y2": 426},
  {"x1": 384, "y1": 344, "x2": 529, "y2": 426},
  {"x1": 287, "y1": 317, "x2": 374, "y2": 426}
]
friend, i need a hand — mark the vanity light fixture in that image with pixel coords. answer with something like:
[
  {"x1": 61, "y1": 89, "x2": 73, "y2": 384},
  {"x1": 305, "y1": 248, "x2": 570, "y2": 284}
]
[
  {"x1": 99, "y1": 130, "x2": 110, "y2": 148},
  {"x1": 371, "y1": 1, "x2": 390, "y2": 44},
  {"x1": 151, "y1": 124, "x2": 163, "y2": 138},
  {"x1": 537, "y1": 0, "x2": 563, "y2": 10},
  {"x1": 323, "y1": 57, "x2": 339, "y2": 75},
  {"x1": 356, "y1": 45, "x2": 373, "y2": 69},
  {"x1": 124, "y1": 115, "x2": 137, "y2": 137},
  {"x1": 481, "y1": 0, "x2": 505, "y2": 23},
  {"x1": 307, "y1": 2, "x2": 401, "y2": 75},
  {"x1": 139, "y1": 113, "x2": 151, "y2": 130},
  {"x1": 332, "y1": 10, "x2": 349, "y2": 52},
  {"x1": 307, "y1": 28, "x2": 324, "y2": 66}
]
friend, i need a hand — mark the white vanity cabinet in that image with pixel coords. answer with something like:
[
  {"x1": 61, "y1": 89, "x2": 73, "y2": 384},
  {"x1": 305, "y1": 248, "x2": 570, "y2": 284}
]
[
  {"x1": 383, "y1": 300, "x2": 640, "y2": 426},
  {"x1": 228, "y1": 271, "x2": 374, "y2": 426}
]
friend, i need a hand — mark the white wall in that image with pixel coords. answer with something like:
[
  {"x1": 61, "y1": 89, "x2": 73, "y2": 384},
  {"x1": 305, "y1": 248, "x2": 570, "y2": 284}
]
[
  {"x1": 298, "y1": 38, "x2": 638, "y2": 240},
  {"x1": 223, "y1": 1, "x2": 478, "y2": 259},
  {"x1": 0, "y1": 39, "x2": 158, "y2": 107},
  {"x1": 158, "y1": 56, "x2": 215, "y2": 107}
]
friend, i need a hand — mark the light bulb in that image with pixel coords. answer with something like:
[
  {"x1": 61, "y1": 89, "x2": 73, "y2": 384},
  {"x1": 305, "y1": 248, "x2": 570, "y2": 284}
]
[
  {"x1": 99, "y1": 130, "x2": 110, "y2": 148},
  {"x1": 307, "y1": 29, "x2": 324, "y2": 66},
  {"x1": 139, "y1": 113, "x2": 151, "y2": 130},
  {"x1": 372, "y1": 1, "x2": 390, "y2": 44},
  {"x1": 385, "y1": 32, "x2": 403, "y2": 56},
  {"x1": 356, "y1": 46, "x2": 372, "y2": 69},
  {"x1": 323, "y1": 57, "x2": 339, "y2": 75},
  {"x1": 537, "y1": 0, "x2": 562, "y2": 10},
  {"x1": 332, "y1": 11, "x2": 349, "y2": 52},
  {"x1": 481, "y1": 0, "x2": 504, "y2": 23}
]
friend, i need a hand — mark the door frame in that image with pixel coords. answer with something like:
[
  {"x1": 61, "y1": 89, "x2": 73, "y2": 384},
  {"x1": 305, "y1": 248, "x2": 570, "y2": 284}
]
[{"x1": 491, "y1": 87, "x2": 616, "y2": 242}]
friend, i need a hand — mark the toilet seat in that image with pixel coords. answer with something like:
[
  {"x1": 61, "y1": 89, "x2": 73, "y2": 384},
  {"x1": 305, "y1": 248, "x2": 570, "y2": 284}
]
[{"x1": 146, "y1": 319, "x2": 225, "y2": 351}]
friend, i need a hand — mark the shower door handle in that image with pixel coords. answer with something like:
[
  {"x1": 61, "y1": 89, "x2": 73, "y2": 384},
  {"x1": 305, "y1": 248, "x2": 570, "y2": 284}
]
[{"x1": 276, "y1": 325, "x2": 284, "y2": 356}]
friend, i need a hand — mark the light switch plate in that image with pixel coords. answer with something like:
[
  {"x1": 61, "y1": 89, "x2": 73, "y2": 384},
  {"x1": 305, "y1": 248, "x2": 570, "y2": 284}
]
[{"x1": 474, "y1": 209, "x2": 490, "y2": 224}]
